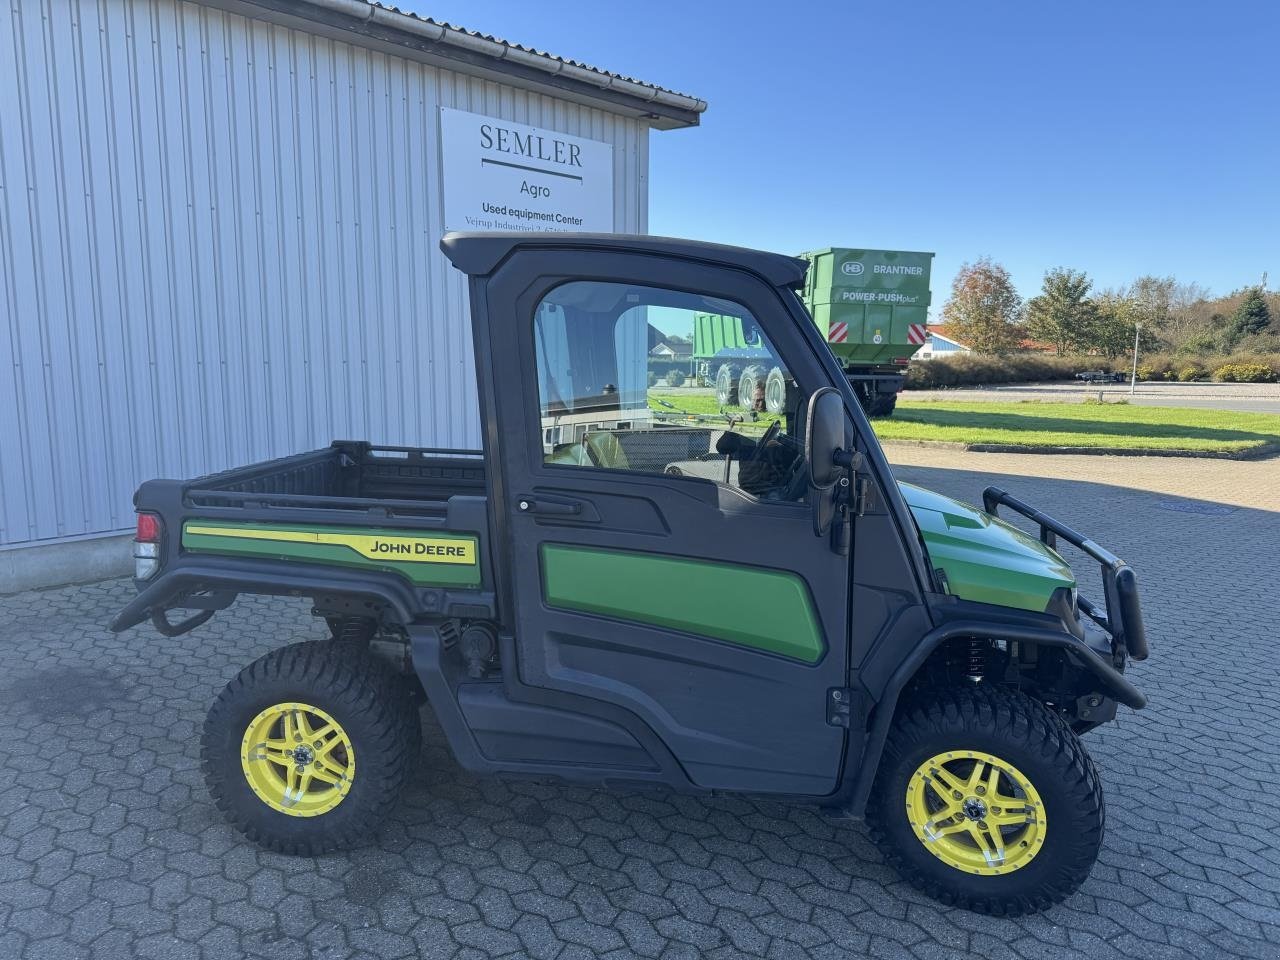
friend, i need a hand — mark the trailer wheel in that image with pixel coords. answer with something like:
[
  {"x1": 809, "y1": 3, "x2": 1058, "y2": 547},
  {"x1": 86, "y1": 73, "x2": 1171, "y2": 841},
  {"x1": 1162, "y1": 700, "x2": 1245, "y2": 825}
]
[
  {"x1": 738, "y1": 364, "x2": 767, "y2": 411},
  {"x1": 201, "y1": 640, "x2": 420, "y2": 855},
  {"x1": 867, "y1": 393, "x2": 898, "y2": 417},
  {"x1": 866, "y1": 684, "x2": 1103, "y2": 915},
  {"x1": 714, "y1": 363, "x2": 739, "y2": 406},
  {"x1": 764, "y1": 367, "x2": 789, "y2": 414}
]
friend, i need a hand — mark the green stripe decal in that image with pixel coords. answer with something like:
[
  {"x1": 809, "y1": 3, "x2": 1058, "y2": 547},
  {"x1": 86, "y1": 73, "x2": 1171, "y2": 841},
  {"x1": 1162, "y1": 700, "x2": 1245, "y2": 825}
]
[
  {"x1": 540, "y1": 544, "x2": 824, "y2": 663},
  {"x1": 182, "y1": 521, "x2": 481, "y2": 587}
]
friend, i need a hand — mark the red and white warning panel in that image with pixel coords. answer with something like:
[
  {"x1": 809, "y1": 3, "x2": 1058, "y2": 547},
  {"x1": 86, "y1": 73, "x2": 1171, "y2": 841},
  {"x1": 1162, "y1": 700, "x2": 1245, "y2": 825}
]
[
  {"x1": 828, "y1": 322, "x2": 848, "y2": 343},
  {"x1": 907, "y1": 323, "x2": 928, "y2": 345}
]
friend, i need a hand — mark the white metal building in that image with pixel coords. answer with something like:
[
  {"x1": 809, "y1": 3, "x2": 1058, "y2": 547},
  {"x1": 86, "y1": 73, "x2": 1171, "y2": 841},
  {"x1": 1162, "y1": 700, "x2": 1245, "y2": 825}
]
[
  {"x1": 0, "y1": 0, "x2": 704, "y2": 588},
  {"x1": 914, "y1": 327, "x2": 971, "y2": 360}
]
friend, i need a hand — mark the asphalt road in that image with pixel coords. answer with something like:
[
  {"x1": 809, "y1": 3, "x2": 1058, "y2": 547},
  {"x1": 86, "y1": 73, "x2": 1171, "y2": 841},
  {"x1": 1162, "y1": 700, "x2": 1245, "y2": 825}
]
[
  {"x1": 903, "y1": 381, "x2": 1280, "y2": 414},
  {"x1": 1, "y1": 450, "x2": 1278, "y2": 959}
]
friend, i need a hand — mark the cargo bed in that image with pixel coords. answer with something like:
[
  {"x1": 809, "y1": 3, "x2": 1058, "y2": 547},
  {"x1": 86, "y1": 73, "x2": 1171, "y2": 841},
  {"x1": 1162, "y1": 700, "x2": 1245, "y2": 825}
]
[
  {"x1": 186, "y1": 440, "x2": 486, "y2": 509},
  {"x1": 111, "y1": 442, "x2": 495, "y2": 634}
]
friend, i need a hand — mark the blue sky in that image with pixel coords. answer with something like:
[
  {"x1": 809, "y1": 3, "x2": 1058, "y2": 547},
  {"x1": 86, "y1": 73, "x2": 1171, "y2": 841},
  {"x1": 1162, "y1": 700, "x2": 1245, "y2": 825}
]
[{"x1": 414, "y1": 1, "x2": 1277, "y2": 314}]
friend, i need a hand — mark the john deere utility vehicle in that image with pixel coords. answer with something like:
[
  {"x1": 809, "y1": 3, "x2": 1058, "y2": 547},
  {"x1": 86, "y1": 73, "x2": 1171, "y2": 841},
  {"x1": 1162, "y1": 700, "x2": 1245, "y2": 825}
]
[{"x1": 112, "y1": 233, "x2": 1148, "y2": 915}]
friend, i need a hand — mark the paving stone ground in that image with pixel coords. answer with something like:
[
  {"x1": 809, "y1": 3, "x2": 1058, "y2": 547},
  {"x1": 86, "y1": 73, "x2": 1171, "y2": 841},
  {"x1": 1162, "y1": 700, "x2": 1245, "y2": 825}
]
[{"x1": 2, "y1": 450, "x2": 1278, "y2": 960}]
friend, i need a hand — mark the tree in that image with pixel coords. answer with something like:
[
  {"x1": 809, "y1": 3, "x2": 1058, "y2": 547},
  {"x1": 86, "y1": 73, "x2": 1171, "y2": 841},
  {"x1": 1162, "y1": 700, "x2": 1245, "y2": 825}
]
[
  {"x1": 1226, "y1": 287, "x2": 1272, "y2": 344},
  {"x1": 1092, "y1": 291, "x2": 1160, "y2": 361},
  {"x1": 1159, "y1": 280, "x2": 1213, "y2": 353},
  {"x1": 1026, "y1": 268, "x2": 1097, "y2": 356},
  {"x1": 1125, "y1": 276, "x2": 1176, "y2": 333},
  {"x1": 940, "y1": 258, "x2": 1024, "y2": 354}
]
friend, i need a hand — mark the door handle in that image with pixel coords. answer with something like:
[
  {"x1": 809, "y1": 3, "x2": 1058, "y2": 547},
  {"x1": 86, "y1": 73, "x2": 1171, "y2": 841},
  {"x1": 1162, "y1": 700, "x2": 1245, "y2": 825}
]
[{"x1": 515, "y1": 496, "x2": 582, "y2": 517}]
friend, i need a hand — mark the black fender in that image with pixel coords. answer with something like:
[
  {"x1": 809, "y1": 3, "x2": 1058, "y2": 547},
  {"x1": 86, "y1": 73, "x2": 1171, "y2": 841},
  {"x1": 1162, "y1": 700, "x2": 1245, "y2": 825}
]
[
  {"x1": 109, "y1": 558, "x2": 423, "y2": 633},
  {"x1": 841, "y1": 619, "x2": 1145, "y2": 817}
]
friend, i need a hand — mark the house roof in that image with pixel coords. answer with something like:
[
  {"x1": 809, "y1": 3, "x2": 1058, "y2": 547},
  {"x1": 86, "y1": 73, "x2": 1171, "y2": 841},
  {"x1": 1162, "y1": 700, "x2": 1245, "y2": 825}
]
[
  {"x1": 926, "y1": 324, "x2": 1058, "y2": 353},
  {"x1": 924, "y1": 325, "x2": 969, "y2": 347},
  {"x1": 232, "y1": 0, "x2": 706, "y2": 128}
]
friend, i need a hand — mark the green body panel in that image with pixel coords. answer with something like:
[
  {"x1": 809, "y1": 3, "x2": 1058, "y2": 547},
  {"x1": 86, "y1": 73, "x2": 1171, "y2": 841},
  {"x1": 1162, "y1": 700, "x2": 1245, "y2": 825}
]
[
  {"x1": 692, "y1": 312, "x2": 754, "y2": 358},
  {"x1": 540, "y1": 543, "x2": 825, "y2": 663},
  {"x1": 806, "y1": 301, "x2": 931, "y2": 366},
  {"x1": 897, "y1": 483, "x2": 1075, "y2": 613},
  {"x1": 801, "y1": 248, "x2": 934, "y2": 304},
  {"x1": 181, "y1": 521, "x2": 482, "y2": 587},
  {"x1": 798, "y1": 248, "x2": 935, "y2": 367}
]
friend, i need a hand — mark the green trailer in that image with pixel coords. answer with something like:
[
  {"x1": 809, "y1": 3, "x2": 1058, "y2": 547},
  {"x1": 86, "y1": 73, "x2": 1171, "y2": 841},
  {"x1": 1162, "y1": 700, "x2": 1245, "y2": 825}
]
[{"x1": 694, "y1": 247, "x2": 934, "y2": 416}]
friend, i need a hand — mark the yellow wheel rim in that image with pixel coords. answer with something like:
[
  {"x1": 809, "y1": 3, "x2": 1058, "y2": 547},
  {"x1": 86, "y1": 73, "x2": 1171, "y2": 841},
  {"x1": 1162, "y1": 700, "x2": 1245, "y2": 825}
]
[
  {"x1": 240, "y1": 702, "x2": 355, "y2": 817},
  {"x1": 905, "y1": 749, "x2": 1046, "y2": 876}
]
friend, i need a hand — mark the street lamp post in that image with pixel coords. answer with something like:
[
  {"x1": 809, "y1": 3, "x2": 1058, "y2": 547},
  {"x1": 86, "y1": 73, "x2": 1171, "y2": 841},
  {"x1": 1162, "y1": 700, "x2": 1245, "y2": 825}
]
[{"x1": 1129, "y1": 322, "x2": 1141, "y2": 396}]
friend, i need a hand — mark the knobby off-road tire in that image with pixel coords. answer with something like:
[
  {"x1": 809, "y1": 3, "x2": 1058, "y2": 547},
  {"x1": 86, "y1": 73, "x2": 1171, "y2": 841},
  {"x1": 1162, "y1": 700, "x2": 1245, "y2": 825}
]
[
  {"x1": 866, "y1": 684, "x2": 1104, "y2": 915},
  {"x1": 202, "y1": 640, "x2": 421, "y2": 855}
]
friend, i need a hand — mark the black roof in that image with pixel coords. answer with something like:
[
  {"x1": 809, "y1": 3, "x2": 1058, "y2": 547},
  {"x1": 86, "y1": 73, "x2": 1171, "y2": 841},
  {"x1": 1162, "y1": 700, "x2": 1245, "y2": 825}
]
[{"x1": 440, "y1": 232, "x2": 809, "y2": 289}]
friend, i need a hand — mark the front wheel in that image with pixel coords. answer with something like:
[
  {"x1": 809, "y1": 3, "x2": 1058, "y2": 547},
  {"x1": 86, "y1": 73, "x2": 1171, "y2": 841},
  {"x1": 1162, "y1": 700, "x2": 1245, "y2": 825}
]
[
  {"x1": 867, "y1": 685, "x2": 1103, "y2": 915},
  {"x1": 201, "y1": 640, "x2": 421, "y2": 855}
]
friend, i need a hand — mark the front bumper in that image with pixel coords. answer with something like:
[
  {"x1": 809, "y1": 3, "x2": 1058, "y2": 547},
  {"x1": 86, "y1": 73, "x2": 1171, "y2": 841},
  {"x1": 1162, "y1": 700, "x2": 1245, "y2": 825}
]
[{"x1": 982, "y1": 486, "x2": 1148, "y2": 665}]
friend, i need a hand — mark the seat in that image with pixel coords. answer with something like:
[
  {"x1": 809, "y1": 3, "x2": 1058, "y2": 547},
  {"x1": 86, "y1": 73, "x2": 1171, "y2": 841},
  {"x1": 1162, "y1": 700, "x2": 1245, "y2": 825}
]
[{"x1": 583, "y1": 431, "x2": 630, "y2": 469}]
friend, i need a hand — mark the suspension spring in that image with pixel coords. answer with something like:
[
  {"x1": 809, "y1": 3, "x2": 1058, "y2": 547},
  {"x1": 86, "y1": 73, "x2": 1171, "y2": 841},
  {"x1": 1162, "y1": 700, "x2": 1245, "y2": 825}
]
[
  {"x1": 334, "y1": 616, "x2": 377, "y2": 644},
  {"x1": 966, "y1": 638, "x2": 985, "y2": 682}
]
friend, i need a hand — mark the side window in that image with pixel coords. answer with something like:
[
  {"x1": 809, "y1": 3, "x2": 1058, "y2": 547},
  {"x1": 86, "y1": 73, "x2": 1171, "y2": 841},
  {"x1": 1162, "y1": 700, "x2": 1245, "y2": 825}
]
[{"x1": 533, "y1": 281, "x2": 810, "y2": 503}]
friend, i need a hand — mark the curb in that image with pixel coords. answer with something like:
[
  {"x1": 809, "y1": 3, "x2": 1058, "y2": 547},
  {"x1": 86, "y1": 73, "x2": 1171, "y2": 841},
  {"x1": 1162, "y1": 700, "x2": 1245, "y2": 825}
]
[
  {"x1": 0, "y1": 533, "x2": 132, "y2": 595},
  {"x1": 880, "y1": 440, "x2": 1280, "y2": 460}
]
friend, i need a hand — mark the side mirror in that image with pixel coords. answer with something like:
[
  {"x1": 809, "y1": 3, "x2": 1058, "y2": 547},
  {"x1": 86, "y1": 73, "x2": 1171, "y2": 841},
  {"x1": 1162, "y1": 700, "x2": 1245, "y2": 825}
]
[
  {"x1": 805, "y1": 387, "x2": 846, "y2": 491},
  {"x1": 806, "y1": 388, "x2": 862, "y2": 547}
]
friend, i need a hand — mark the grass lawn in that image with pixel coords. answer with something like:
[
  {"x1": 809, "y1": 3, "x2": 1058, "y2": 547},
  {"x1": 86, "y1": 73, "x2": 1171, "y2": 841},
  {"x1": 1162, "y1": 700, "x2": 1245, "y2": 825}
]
[
  {"x1": 880, "y1": 400, "x2": 1280, "y2": 454},
  {"x1": 648, "y1": 393, "x2": 1280, "y2": 455}
]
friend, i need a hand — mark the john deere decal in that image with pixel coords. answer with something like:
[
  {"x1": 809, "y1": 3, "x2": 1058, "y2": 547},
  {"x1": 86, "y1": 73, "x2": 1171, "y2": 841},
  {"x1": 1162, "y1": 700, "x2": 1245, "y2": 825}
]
[{"x1": 181, "y1": 522, "x2": 481, "y2": 587}]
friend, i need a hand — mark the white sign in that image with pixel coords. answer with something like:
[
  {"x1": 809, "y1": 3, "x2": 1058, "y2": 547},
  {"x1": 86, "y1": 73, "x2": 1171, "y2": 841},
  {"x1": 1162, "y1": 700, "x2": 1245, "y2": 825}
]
[{"x1": 440, "y1": 108, "x2": 614, "y2": 233}]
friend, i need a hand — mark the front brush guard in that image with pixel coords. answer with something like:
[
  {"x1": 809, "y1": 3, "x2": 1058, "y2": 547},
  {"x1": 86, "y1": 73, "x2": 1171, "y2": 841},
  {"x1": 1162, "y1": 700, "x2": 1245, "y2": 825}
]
[{"x1": 983, "y1": 486, "x2": 1148, "y2": 663}]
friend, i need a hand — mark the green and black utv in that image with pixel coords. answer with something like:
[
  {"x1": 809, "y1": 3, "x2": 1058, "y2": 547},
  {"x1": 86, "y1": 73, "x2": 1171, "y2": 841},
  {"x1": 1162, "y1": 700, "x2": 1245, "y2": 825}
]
[{"x1": 112, "y1": 233, "x2": 1148, "y2": 915}]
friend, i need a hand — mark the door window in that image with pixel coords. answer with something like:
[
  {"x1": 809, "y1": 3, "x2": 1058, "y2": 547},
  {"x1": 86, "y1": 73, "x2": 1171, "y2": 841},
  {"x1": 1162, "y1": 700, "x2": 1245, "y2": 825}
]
[{"x1": 533, "y1": 281, "x2": 810, "y2": 502}]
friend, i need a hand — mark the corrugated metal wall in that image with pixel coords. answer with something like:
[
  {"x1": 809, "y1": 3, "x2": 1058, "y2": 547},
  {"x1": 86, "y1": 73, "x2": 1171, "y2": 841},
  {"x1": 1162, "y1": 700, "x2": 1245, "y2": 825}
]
[{"x1": 0, "y1": 0, "x2": 649, "y2": 547}]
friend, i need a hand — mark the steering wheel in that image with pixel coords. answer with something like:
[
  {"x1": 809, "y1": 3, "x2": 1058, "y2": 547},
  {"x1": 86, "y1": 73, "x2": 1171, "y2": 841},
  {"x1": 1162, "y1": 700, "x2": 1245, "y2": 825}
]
[{"x1": 748, "y1": 420, "x2": 781, "y2": 463}]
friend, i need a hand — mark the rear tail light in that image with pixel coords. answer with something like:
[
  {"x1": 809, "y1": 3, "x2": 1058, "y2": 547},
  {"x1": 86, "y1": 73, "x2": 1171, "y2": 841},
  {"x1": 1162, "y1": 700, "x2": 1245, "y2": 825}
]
[
  {"x1": 136, "y1": 513, "x2": 161, "y2": 543},
  {"x1": 134, "y1": 512, "x2": 162, "y2": 579}
]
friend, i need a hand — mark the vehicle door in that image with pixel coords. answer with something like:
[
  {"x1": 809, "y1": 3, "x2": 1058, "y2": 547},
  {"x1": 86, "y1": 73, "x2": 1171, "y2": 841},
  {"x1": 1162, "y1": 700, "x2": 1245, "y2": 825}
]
[{"x1": 475, "y1": 248, "x2": 852, "y2": 795}]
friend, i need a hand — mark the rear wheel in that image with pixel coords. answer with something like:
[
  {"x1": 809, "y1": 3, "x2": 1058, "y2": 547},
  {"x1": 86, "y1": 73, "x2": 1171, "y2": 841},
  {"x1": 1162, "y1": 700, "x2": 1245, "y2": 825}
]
[
  {"x1": 714, "y1": 363, "x2": 739, "y2": 406},
  {"x1": 738, "y1": 364, "x2": 767, "y2": 411},
  {"x1": 867, "y1": 684, "x2": 1103, "y2": 915},
  {"x1": 764, "y1": 366, "x2": 789, "y2": 414},
  {"x1": 202, "y1": 640, "x2": 420, "y2": 854}
]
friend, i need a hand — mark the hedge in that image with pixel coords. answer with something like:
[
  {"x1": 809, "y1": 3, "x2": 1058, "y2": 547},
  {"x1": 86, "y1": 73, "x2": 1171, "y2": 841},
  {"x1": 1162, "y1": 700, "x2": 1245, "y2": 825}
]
[
  {"x1": 906, "y1": 351, "x2": 1280, "y2": 388},
  {"x1": 1134, "y1": 352, "x2": 1280, "y2": 383},
  {"x1": 904, "y1": 354, "x2": 1083, "y2": 389},
  {"x1": 1213, "y1": 362, "x2": 1276, "y2": 383}
]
